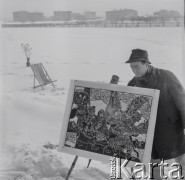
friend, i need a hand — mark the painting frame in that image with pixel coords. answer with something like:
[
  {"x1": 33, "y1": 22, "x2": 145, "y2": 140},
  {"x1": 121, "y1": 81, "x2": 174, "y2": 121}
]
[{"x1": 58, "y1": 80, "x2": 160, "y2": 167}]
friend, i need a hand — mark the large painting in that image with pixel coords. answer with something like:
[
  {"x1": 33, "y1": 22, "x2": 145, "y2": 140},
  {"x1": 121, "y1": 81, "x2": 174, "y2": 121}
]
[{"x1": 59, "y1": 80, "x2": 160, "y2": 165}]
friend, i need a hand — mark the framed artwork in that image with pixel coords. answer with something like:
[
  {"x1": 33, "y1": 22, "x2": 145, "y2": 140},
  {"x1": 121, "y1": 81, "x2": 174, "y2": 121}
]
[{"x1": 59, "y1": 80, "x2": 160, "y2": 166}]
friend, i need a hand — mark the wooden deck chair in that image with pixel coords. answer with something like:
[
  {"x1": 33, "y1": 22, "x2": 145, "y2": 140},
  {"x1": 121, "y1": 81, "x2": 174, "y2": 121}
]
[{"x1": 30, "y1": 63, "x2": 57, "y2": 90}]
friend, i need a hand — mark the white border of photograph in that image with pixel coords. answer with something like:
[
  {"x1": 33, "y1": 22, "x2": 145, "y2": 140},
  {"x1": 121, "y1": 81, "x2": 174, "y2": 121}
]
[{"x1": 58, "y1": 80, "x2": 160, "y2": 167}]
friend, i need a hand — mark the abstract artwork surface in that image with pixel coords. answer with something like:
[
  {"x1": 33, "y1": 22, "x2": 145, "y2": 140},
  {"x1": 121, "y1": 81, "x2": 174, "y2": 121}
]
[{"x1": 59, "y1": 80, "x2": 159, "y2": 164}]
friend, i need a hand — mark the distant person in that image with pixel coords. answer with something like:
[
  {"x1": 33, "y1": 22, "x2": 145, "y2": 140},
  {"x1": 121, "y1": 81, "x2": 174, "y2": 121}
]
[{"x1": 126, "y1": 48, "x2": 185, "y2": 179}]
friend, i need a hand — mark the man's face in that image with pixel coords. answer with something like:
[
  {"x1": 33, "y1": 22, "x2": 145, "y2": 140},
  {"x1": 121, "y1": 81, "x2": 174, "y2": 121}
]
[{"x1": 130, "y1": 61, "x2": 148, "y2": 77}]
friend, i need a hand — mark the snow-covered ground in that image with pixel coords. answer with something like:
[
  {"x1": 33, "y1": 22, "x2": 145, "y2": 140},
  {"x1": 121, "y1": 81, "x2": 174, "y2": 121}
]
[{"x1": 0, "y1": 27, "x2": 184, "y2": 179}]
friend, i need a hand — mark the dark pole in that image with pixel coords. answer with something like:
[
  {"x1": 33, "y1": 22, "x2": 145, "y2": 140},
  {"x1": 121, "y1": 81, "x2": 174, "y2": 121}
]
[{"x1": 65, "y1": 156, "x2": 78, "y2": 180}]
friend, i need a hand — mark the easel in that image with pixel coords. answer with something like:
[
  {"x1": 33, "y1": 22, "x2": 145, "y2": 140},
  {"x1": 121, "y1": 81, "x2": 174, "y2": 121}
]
[{"x1": 65, "y1": 75, "x2": 119, "y2": 180}]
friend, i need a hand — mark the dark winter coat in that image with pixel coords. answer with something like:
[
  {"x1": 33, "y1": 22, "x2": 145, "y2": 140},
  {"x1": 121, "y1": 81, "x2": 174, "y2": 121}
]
[{"x1": 128, "y1": 65, "x2": 185, "y2": 160}]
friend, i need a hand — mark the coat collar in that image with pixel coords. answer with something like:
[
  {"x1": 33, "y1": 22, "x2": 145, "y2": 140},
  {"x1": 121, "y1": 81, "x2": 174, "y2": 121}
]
[{"x1": 132, "y1": 65, "x2": 159, "y2": 88}]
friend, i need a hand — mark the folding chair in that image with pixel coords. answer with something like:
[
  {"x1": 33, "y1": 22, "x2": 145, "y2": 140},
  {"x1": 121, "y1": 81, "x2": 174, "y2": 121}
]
[{"x1": 30, "y1": 63, "x2": 57, "y2": 90}]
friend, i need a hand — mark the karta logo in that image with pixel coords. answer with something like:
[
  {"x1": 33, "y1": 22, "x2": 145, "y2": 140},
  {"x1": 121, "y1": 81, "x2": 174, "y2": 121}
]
[{"x1": 110, "y1": 157, "x2": 184, "y2": 179}]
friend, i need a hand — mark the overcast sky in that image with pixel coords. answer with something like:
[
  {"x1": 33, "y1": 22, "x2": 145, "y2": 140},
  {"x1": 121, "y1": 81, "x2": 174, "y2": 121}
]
[{"x1": 0, "y1": 0, "x2": 184, "y2": 20}]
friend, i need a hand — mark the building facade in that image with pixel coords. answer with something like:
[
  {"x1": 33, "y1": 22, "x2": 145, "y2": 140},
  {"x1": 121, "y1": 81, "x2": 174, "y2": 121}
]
[
  {"x1": 72, "y1": 13, "x2": 84, "y2": 20},
  {"x1": 53, "y1": 11, "x2": 72, "y2": 21},
  {"x1": 13, "y1": 11, "x2": 30, "y2": 22},
  {"x1": 106, "y1": 9, "x2": 138, "y2": 21},
  {"x1": 29, "y1": 12, "x2": 44, "y2": 21},
  {"x1": 84, "y1": 12, "x2": 96, "y2": 20},
  {"x1": 13, "y1": 11, "x2": 44, "y2": 22}
]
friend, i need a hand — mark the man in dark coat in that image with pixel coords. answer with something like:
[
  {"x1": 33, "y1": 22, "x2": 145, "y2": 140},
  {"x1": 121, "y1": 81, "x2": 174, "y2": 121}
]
[{"x1": 126, "y1": 48, "x2": 185, "y2": 179}]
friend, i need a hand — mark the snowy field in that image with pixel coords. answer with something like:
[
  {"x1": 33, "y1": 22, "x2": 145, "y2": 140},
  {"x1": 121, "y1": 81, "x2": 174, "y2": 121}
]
[{"x1": 0, "y1": 27, "x2": 184, "y2": 179}]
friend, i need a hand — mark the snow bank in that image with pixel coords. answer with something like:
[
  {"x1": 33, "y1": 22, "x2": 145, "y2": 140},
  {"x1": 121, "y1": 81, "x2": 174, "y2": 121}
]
[
  {"x1": 2, "y1": 143, "x2": 67, "y2": 180},
  {"x1": 1, "y1": 143, "x2": 111, "y2": 180}
]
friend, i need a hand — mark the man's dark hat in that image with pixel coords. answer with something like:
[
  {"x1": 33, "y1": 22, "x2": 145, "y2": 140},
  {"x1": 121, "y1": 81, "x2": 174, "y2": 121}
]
[{"x1": 125, "y1": 49, "x2": 151, "y2": 64}]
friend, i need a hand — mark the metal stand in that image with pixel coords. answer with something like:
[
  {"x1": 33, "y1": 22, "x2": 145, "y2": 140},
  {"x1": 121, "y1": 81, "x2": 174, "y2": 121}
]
[{"x1": 66, "y1": 156, "x2": 78, "y2": 180}]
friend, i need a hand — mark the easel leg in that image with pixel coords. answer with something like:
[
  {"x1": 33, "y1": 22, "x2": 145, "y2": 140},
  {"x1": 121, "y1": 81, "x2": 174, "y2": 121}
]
[
  {"x1": 87, "y1": 159, "x2": 92, "y2": 168},
  {"x1": 66, "y1": 156, "x2": 78, "y2": 180}
]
